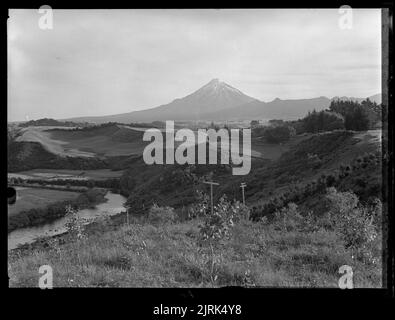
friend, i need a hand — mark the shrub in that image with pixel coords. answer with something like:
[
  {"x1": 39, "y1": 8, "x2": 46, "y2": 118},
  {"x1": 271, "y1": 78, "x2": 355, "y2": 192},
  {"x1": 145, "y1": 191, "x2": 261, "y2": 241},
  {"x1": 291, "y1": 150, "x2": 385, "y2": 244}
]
[
  {"x1": 300, "y1": 211, "x2": 321, "y2": 233},
  {"x1": 199, "y1": 195, "x2": 235, "y2": 243},
  {"x1": 325, "y1": 187, "x2": 381, "y2": 264},
  {"x1": 188, "y1": 190, "x2": 210, "y2": 218},
  {"x1": 273, "y1": 202, "x2": 303, "y2": 232},
  {"x1": 197, "y1": 195, "x2": 251, "y2": 285},
  {"x1": 263, "y1": 125, "x2": 296, "y2": 143},
  {"x1": 302, "y1": 110, "x2": 345, "y2": 133},
  {"x1": 65, "y1": 205, "x2": 87, "y2": 240},
  {"x1": 147, "y1": 204, "x2": 177, "y2": 225},
  {"x1": 329, "y1": 99, "x2": 374, "y2": 131}
]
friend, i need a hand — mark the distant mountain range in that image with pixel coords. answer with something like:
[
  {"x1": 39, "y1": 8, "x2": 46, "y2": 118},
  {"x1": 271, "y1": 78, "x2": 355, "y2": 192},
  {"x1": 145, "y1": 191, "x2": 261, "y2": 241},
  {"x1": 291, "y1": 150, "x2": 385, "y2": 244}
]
[{"x1": 62, "y1": 79, "x2": 381, "y2": 123}]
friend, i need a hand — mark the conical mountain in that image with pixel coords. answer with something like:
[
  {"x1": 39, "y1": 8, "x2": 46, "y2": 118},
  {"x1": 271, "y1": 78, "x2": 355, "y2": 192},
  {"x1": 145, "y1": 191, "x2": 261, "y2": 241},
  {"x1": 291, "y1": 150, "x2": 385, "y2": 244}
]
[{"x1": 64, "y1": 79, "x2": 257, "y2": 123}]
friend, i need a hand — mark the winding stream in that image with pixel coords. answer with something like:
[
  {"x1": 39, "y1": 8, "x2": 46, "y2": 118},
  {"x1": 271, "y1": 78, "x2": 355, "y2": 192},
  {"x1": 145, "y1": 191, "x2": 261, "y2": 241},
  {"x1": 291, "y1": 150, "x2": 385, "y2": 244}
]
[{"x1": 8, "y1": 192, "x2": 126, "y2": 250}]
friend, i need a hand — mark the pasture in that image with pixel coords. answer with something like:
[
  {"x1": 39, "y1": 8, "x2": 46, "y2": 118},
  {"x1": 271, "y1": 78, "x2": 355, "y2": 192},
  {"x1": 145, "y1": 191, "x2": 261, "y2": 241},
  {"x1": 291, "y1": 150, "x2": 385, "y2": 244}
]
[
  {"x1": 251, "y1": 134, "x2": 311, "y2": 160},
  {"x1": 9, "y1": 169, "x2": 124, "y2": 181},
  {"x1": 16, "y1": 125, "x2": 146, "y2": 157},
  {"x1": 8, "y1": 187, "x2": 80, "y2": 216}
]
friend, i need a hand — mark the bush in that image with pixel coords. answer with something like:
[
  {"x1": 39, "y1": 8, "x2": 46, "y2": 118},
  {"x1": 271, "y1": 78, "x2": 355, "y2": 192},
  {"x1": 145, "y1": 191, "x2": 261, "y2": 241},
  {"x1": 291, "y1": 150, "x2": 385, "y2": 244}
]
[
  {"x1": 325, "y1": 187, "x2": 381, "y2": 264},
  {"x1": 188, "y1": 190, "x2": 210, "y2": 218},
  {"x1": 329, "y1": 99, "x2": 373, "y2": 131},
  {"x1": 197, "y1": 195, "x2": 251, "y2": 285},
  {"x1": 273, "y1": 202, "x2": 303, "y2": 232},
  {"x1": 302, "y1": 110, "x2": 345, "y2": 133},
  {"x1": 299, "y1": 211, "x2": 321, "y2": 233},
  {"x1": 65, "y1": 205, "x2": 87, "y2": 240},
  {"x1": 263, "y1": 125, "x2": 296, "y2": 143},
  {"x1": 147, "y1": 204, "x2": 177, "y2": 225}
]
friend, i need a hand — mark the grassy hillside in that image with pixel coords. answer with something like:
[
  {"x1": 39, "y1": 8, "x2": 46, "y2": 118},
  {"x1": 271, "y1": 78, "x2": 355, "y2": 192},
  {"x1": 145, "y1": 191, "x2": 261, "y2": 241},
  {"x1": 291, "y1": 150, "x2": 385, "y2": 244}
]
[
  {"x1": 8, "y1": 200, "x2": 382, "y2": 287},
  {"x1": 122, "y1": 130, "x2": 381, "y2": 215},
  {"x1": 7, "y1": 141, "x2": 109, "y2": 172},
  {"x1": 42, "y1": 124, "x2": 146, "y2": 157},
  {"x1": 15, "y1": 124, "x2": 147, "y2": 158},
  {"x1": 8, "y1": 129, "x2": 383, "y2": 288}
]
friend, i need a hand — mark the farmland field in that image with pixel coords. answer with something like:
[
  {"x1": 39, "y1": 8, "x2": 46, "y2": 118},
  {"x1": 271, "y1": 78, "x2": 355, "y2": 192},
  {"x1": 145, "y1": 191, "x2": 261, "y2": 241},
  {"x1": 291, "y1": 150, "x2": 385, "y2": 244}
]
[
  {"x1": 8, "y1": 169, "x2": 124, "y2": 181},
  {"x1": 16, "y1": 125, "x2": 147, "y2": 157},
  {"x1": 251, "y1": 134, "x2": 311, "y2": 160},
  {"x1": 8, "y1": 187, "x2": 80, "y2": 216},
  {"x1": 15, "y1": 126, "x2": 95, "y2": 157}
]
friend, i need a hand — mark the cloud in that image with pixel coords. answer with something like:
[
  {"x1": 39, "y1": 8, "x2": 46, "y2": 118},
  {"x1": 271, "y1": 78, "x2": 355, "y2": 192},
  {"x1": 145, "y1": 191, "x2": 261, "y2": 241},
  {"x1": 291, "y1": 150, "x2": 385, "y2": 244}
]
[{"x1": 8, "y1": 9, "x2": 381, "y2": 121}]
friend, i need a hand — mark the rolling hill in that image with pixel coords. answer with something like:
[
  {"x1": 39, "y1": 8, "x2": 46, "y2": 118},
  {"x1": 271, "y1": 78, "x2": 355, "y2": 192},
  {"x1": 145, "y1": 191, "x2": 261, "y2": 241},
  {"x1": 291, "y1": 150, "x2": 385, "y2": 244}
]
[
  {"x1": 121, "y1": 129, "x2": 381, "y2": 216},
  {"x1": 15, "y1": 124, "x2": 147, "y2": 158}
]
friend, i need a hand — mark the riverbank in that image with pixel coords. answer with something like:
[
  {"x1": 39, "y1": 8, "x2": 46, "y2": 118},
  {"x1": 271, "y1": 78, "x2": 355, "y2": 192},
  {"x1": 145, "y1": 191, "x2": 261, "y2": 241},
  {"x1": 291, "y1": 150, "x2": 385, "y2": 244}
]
[
  {"x1": 8, "y1": 191, "x2": 127, "y2": 250},
  {"x1": 9, "y1": 209, "x2": 128, "y2": 253},
  {"x1": 8, "y1": 188, "x2": 108, "y2": 233},
  {"x1": 9, "y1": 182, "x2": 89, "y2": 192}
]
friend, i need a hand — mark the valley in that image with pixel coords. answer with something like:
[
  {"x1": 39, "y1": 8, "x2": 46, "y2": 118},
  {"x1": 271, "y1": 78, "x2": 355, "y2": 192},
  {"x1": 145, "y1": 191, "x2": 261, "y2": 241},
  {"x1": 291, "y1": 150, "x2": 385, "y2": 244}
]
[
  {"x1": 6, "y1": 7, "x2": 387, "y2": 291},
  {"x1": 7, "y1": 80, "x2": 384, "y2": 288}
]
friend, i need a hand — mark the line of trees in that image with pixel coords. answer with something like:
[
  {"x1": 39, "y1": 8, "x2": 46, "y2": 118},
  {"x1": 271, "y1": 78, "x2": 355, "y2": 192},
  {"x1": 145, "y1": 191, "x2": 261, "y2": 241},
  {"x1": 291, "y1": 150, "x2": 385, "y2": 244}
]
[
  {"x1": 302, "y1": 110, "x2": 345, "y2": 133},
  {"x1": 252, "y1": 98, "x2": 382, "y2": 138},
  {"x1": 329, "y1": 98, "x2": 381, "y2": 131},
  {"x1": 300, "y1": 98, "x2": 381, "y2": 134}
]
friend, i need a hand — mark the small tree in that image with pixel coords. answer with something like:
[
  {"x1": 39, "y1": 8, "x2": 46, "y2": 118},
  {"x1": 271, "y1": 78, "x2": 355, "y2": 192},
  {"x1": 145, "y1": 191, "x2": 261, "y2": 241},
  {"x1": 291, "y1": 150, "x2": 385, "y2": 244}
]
[
  {"x1": 325, "y1": 187, "x2": 381, "y2": 264},
  {"x1": 273, "y1": 202, "x2": 303, "y2": 232},
  {"x1": 147, "y1": 203, "x2": 176, "y2": 225},
  {"x1": 64, "y1": 205, "x2": 86, "y2": 240},
  {"x1": 188, "y1": 190, "x2": 210, "y2": 218},
  {"x1": 198, "y1": 195, "x2": 248, "y2": 285}
]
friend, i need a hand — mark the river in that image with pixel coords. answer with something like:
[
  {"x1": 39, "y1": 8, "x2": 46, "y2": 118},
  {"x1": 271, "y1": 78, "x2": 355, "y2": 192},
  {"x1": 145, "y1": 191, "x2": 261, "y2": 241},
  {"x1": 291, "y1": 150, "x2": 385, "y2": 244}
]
[{"x1": 8, "y1": 192, "x2": 126, "y2": 250}]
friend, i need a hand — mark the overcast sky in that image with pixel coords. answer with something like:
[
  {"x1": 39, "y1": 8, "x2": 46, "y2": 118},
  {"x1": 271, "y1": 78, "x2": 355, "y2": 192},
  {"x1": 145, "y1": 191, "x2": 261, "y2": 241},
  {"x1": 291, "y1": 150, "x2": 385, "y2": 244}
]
[{"x1": 8, "y1": 9, "x2": 381, "y2": 122}]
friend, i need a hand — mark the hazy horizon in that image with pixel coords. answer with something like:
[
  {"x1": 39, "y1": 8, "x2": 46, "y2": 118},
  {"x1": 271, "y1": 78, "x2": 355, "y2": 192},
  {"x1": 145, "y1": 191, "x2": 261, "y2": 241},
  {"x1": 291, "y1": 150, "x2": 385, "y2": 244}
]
[{"x1": 8, "y1": 9, "x2": 381, "y2": 122}]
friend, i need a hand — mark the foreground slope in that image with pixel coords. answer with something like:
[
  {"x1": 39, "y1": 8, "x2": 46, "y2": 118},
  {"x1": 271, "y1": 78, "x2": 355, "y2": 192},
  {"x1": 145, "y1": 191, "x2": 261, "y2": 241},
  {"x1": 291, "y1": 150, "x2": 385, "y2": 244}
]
[
  {"x1": 8, "y1": 208, "x2": 381, "y2": 287},
  {"x1": 8, "y1": 129, "x2": 383, "y2": 287}
]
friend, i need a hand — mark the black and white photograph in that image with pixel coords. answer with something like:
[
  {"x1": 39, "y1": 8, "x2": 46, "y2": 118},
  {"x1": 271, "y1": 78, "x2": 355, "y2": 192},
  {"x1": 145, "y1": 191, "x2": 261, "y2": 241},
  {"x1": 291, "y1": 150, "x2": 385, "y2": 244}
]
[{"x1": 6, "y1": 7, "x2": 391, "y2": 291}]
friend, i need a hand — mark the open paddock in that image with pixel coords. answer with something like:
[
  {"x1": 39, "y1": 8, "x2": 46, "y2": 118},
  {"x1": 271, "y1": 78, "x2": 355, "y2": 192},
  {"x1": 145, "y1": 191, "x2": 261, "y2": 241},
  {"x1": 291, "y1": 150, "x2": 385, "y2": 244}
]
[
  {"x1": 8, "y1": 187, "x2": 80, "y2": 216},
  {"x1": 8, "y1": 169, "x2": 124, "y2": 181}
]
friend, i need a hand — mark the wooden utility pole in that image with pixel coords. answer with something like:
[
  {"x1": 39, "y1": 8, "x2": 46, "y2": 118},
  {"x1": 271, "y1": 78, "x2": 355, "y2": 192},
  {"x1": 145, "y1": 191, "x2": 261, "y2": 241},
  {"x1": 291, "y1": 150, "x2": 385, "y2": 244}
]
[
  {"x1": 240, "y1": 182, "x2": 247, "y2": 205},
  {"x1": 203, "y1": 181, "x2": 219, "y2": 215}
]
